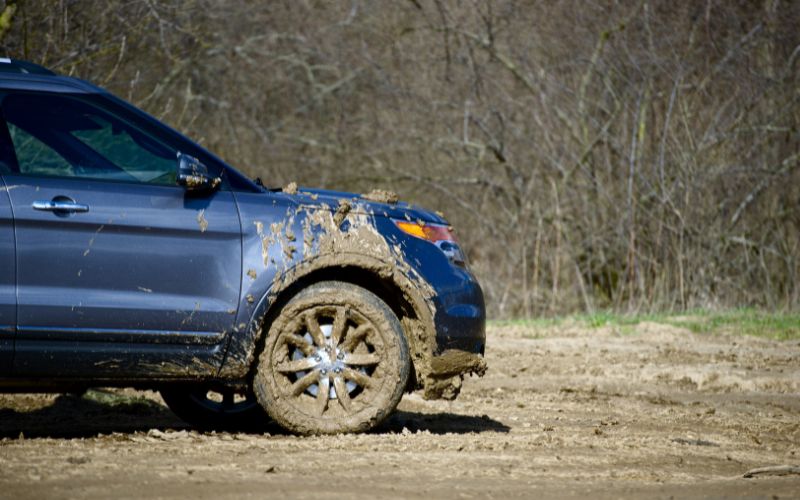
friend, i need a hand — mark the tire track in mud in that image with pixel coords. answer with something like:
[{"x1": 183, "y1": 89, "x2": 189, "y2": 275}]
[{"x1": 0, "y1": 322, "x2": 798, "y2": 499}]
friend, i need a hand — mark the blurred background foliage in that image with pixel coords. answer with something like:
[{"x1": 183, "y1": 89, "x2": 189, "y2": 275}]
[{"x1": 1, "y1": 0, "x2": 799, "y2": 318}]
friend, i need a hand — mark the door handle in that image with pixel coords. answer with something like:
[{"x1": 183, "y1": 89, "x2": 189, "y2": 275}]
[{"x1": 32, "y1": 198, "x2": 90, "y2": 214}]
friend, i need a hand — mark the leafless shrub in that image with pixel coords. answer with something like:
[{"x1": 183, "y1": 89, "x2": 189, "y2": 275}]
[{"x1": 3, "y1": 0, "x2": 798, "y2": 317}]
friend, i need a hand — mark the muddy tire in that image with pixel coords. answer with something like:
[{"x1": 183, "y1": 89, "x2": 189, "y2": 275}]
[
  {"x1": 253, "y1": 281, "x2": 410, "y2": 435},
  {"x1": 160, "y1": 387, "x2": 268, "y2": 431}
]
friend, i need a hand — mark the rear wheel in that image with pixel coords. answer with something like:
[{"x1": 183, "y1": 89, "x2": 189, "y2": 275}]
[
  {"x1": 253, "y1": 281, "x2": 410, "y2": 435},
  {"x1": 160, "y1": 386, "x2": 267, "y2": 431}
]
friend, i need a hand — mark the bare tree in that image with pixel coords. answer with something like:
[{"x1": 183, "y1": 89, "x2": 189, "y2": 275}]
[{"x1": 2, "y1": 0, "x2": 798, "y2": 317}]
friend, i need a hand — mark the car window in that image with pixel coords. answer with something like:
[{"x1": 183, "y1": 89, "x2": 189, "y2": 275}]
[
  {"x1": 7, "y1": 122, "x2": 74, "y2": 177},
  {"x1": 1, "y1": 92, "x2": 177, "y2": 186}
]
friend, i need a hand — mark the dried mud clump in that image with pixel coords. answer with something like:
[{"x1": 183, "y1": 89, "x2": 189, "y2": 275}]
[
  {"x1": 332, "y1": 199, "x2": 352, "y2": 226},
  {"x1": 282, "y1": 182, "x2": 298, "y2": 195},
  {"x1": 362, "y1": 189, "x2": 399, "y2": 204},
  {"x1": 424, "y1": 350, "x2": 488, "y2": 400},
  {"x1": 196, "y1": 210, "x2": 208, "y2": 232}
]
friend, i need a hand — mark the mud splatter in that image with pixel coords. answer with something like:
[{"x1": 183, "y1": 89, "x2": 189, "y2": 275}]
[
  {"x1": 254, "y1": 221, "x2": 271, "y2": 267},
  {"x1": 179, "y1": 302, "x2": 202, "y2": 327},
  {"x1": 430, "y1": 350, "x2": 487, "y2": 378},
  {"x1": 282, "y1": 182, "x2": 298, "y2": 195},
  {"x1": 140, "y1": 355, "x2": 222, "y2": 377},
  {"x1": 301, "y1": 217, "x2": 315, "y2": 257},
  {"x1": 246, "y1": 269, "x2": 257, "y2": 280},
  {"x1": 284, "y1": 225, "x2": 296, "y2": 242},
  {"x1": 197, "y1": 210, "x2": 208, "y2": 233},
  {"x1": 362, "y1": 189, "x2": 399, "y2": 204},
  {"x1": 83, "y1": 224, "x2": 105, "y2": 257},
  {"x1": 424, "y1": 350, "x2": 488, "y2": 400},
  {"x1": 332, "y1": 199, "x2": 352, "y2": 227}
]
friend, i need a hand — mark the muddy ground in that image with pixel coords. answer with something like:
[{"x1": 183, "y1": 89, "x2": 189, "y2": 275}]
[{"x1": 0, "y1": 322, "x2": 798, "y2": 499}]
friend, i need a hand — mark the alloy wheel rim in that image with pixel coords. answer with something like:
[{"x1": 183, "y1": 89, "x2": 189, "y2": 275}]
[{"x1": 272, "y1": 305, "x2": 385, "y2": 418}]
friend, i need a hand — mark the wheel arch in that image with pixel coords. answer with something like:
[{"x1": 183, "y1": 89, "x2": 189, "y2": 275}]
[{"x1": 219, "y1": 253, "x2": 438, "y2": 391}]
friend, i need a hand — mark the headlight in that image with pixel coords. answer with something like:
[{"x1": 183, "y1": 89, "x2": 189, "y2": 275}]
[{"x1": 394, "y1": 220, "x2": 467, "y2": 266}]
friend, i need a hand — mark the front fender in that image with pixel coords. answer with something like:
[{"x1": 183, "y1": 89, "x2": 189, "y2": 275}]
[
  {"x1": 217, "y1": 252, "x2": 438, "y2": 380},
  {"x1": 218, "y1": 190, "x2": 440, "y2": 380}
]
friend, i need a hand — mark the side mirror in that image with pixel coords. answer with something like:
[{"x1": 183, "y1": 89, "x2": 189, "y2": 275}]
[{"x1": 177, "y1": 152, "x2": 221, "y2": 193}]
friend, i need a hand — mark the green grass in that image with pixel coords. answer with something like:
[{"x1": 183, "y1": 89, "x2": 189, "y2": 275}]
[{"x1": 489, "y1": 308, "x2": 800, "y2": 341}]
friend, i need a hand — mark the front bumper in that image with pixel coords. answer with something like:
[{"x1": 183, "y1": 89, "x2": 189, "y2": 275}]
[
  {"x1": 376, "y1": 216, "x2": 487, "y2": 400},
  {"x1": 431, "y1": 270, "x2": 486, "y2": 355},
  {"x1": 423, "y1": 268, "x2": 487, "y2": 399}
]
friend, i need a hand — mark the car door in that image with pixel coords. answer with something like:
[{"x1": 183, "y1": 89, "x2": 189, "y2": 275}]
[
  {"x1": 0, "y1": 173, "x2": 14, "y2": 374},
  {"x1": 0, "y1": 90, "x2": 242, "y2": 378}
]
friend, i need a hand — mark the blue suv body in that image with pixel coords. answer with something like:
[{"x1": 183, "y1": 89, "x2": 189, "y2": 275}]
[{"x1": 0, "y1": 60, "x2": 485, "y2": 434}]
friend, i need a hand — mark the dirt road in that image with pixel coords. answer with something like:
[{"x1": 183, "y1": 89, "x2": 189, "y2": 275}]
[{"x1": 0, "y1": 322, "x2": 798, "y2": 499}]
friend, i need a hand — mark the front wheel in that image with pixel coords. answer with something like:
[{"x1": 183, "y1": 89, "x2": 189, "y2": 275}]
[{"x1": 253, "y1": 281, "x2": 410, "y2": 435}]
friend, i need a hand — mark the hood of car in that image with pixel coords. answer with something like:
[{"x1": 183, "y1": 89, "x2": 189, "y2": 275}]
[{"x1": 285, "y1": 187, "x2": 448, "y2": 225}]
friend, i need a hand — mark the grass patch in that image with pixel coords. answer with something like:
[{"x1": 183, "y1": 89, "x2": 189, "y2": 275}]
[
  {"x1": 489, "y1": 308, "x2": 800, "y2": 341},
  {"x1": 489, "y1": 317, "x2": 564, "y2": 328},
  {"x1": 664, "y1": 309, "x2": 800, "y2": 341}
]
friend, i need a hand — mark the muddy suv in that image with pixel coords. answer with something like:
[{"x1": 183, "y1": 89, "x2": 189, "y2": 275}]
[{"x1": 0, "y1": 59, "x2": 486, "y2": 434}]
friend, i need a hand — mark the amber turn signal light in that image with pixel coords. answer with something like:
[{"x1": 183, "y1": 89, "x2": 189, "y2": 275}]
[{"x1": 394, "y1": 220, "x2": 456, "y2": 243}]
